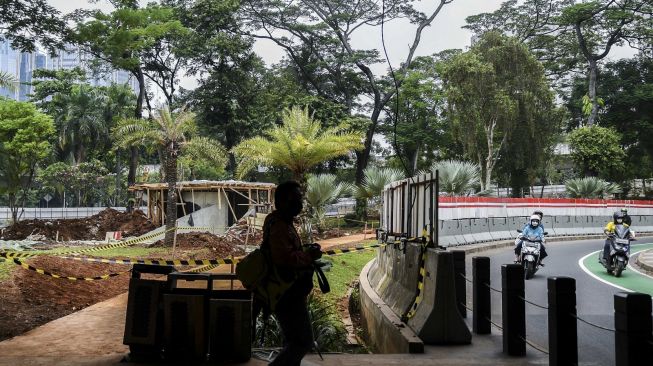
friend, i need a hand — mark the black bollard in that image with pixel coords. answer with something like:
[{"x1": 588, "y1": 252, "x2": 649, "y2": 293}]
[
  {"x1": 502, "y1": 264, "x2": 525, "y2": 356},
  {"x1": 614, "y1": 292, "x2": 653, "y2": 366},
  {"x1": 548, "y1": 277, "x2": 577, "y2": 366},
  {"x1": 472, "y1": 257, "x2": 491, "y2": 334},
  {"x1": 452, "y1": 250, "x2": 466, "y2": 318}
]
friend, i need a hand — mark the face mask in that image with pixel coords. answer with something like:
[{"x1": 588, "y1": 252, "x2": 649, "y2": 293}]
[
  {"x1": 616, "y1": 219, "x2": 623, "y2": 224},
  {"x1": 531, "y1": 221, "x2": 539, "y2": 227}
]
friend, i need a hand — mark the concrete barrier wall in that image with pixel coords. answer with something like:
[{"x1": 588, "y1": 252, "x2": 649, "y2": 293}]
[{"x1": 437, "y1": 215, "x2": 653, "y2": 247}]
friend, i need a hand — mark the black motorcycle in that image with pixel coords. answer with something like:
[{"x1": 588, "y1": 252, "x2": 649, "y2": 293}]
[
  {"x1": 599, "y1": 225, "x2": 634, "y2": 277},
  {"x1": 516, "y1": 230, "x2": 548, "y2": 280}
]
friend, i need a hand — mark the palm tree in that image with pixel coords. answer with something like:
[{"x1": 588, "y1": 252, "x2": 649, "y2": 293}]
[
  {"x1": 0, "y1": 71, "x2": 18, "y2": 92},
  {"x1": 306, "y1": 174, "x2": 353, "y2": 232},
  {"x1": 422, "y1": 159, "x2": 481, "y2": 196},
  {"x1": 233, "y1": 106, "x2": 363, "y2": 189},
  {"x1": 356, "y1": 167, "x2": 405, "y2": 216},
  {"x1": 115, "y1": 106, "x2": 227, "y2": 246},
  {"x1": 565, "y1": 177, "x2": 621, "y2": 199}
]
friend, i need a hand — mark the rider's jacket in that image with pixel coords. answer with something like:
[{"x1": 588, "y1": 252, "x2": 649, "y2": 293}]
[
  {"x1": 521, "y1": 225, "x2": 544, "y2": 241},
  {"x1": 604, "y1": 221, "x2": 630, "y2": 233}
]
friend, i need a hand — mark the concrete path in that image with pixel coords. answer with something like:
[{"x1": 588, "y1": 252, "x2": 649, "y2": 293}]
[
  {"x1": 318, "y1": 233, "x2": 373, "y2": 250},
  {"x1": 636, "y1": 248, "x2": 653, "y2": 273},
  {"x1": 0, "y1": 288, "x2": 547, "y2": 365}
]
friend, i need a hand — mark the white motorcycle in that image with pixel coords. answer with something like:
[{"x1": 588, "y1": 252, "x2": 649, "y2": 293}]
[{"x1": 515, "y1": 230, "x2": 548, "y2": 280}]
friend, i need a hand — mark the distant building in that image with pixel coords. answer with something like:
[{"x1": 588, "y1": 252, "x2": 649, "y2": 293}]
[{"x1": 0, "y1": 39, "x2": 139, "y2": 101}]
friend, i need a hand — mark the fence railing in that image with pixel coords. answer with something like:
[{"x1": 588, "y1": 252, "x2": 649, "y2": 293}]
[{"x1": 452, "y1": 252, "x2": 653, "y2": 366}]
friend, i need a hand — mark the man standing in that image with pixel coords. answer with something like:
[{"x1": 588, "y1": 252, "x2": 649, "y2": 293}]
[{"x1": 262, "y1": 181, "x2": 322, "y2": 366}]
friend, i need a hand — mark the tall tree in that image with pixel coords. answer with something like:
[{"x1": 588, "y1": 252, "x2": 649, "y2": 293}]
[
  {"x1": 465, "y1": 0, "x2": 653, "y2": 126},
  {"x1": 239, "y1": 0, "x2": 455, "y2": 186},
  {"x1": 0, "y1": 99, "x2": 55, "y2": 222},
  {"x1": 380, "y1": 56, "x2": 448, "y2": 176},
  {"x1": 441, "y1": 32, "x2": 559, "y2": 190},
  {"x1": 0, "y1": 0, "x2": 66, "y2": 53},
  {"x1": 115, "y1": 107, "x2": 227, "y2": 246},
  {"x1": 72, "y1": 3, "x2": 189, "y2": 188}
]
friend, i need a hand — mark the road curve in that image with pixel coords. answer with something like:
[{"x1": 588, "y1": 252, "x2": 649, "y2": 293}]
[{"x1": 465, "y1": 237, "x2": 653, "y2": 366}]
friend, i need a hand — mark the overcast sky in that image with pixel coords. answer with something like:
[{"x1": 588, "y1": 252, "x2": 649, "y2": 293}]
[{"x1": 49, "y1": 0, "x2": 635, "y2": 91}]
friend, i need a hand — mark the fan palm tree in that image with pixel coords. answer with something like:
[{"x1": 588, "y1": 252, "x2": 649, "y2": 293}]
[
  {"x1": 115, "y1": 106, "x2": 227, "y2": 246},
  {"x1": 422, "y1": 159, "x2": 481, "y2": 196},
  {"x1": 355, "y1": 167, "x2": 405, "y2": 216},
  {"x1": 565, "y1": 177, "x2": 621, "y2": 199},
  {"x1": 306, "y1": 174, "x2": 353, "y2": 232},
  {"x1": 0, "y1": 71, "x2": 18, "y2": 92},
  {"x1": 233, "y1": 106, "x2": 363, "y2": 190}
]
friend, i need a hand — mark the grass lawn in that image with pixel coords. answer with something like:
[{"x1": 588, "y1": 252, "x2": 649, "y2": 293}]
[
  {"x1": 0, "y1": 260, "x2": 12, "y2": 281},
  {"x1": 319, "y1": 240, "x2": 377, "y2": 302}
]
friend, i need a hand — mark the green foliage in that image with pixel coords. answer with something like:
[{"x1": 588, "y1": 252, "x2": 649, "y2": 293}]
[
  {"x1": 355, "y1": 167, "x2": 404, "y2": 200},
  {"x1": 0, "y1": 0, "x2": 66, "y2": 53},
  {"x1": 233, "y1": 106, "x2": 363, "y2": 183},
  {"x1": 0, "y1": 99, "x2": 55, "y2": 221},
  {"x1": 0, "y1": 71, "x2": 18, "y2": 92},
  {"x1": 567, "y1": 126, "x2": 625, "y2": 178},
  {"x1": 306, "y1": 174, "x2": 353, "y2": 232},
  {"x1": 442, "y1": 32, "x2": 559, "y2": 190},
  {"x1": 565, "y1": 177, "x2": 621, "y2": 199},
  {"x1": 423, "y1": 160, "x2": 481, "y2": 196},
  {"x1": 37, "y1": 160, "x2": 112, "y2": 207}
]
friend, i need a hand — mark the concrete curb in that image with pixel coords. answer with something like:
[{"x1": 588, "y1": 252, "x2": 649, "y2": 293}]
[{"x1": 635, "y1": 249, "x2": 653, "y2": 274}]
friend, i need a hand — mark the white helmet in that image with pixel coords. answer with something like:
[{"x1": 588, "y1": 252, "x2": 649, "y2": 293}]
[{"x1": 529, "y1": 214, "x2": 540, "y2": 227}]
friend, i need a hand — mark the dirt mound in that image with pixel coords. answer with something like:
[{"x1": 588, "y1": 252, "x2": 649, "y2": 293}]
[
  {"x1": 1, "y1": 208, "x2": 156, "y2": 241},
  {"x1": 151, "y1": 232, "x2": 246, "y2": 258},
  {"x1": 0, "y1": 256, "x2": 130, "y2": 342}
]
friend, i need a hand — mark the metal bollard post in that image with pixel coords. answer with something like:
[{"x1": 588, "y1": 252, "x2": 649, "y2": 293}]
[
  {"x1": 472, "y1": 257, "x2": 491, "y2": 334},
  {"x1": 502, "y1": 264, "x2": 525, "y2": 356},
  {"x1": 548, "y1": 277, "x2": 577, "y2": 366},
  {"x1": 452, "y1": 250, "x2": 466, "y2": 318},
  {"x1": 614, "y1": 292, "x2": 653, "y2": 366}
]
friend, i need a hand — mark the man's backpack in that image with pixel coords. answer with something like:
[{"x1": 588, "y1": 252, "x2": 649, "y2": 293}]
[{"x1": 235, "y1": 248, "x2": 269, "y2": 290}]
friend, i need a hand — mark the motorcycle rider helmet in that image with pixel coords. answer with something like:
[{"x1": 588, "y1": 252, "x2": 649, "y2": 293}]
[
  {"x1": 621, "y1": 207, "x2": 628, "y2": 214},
  {"x1": 529, "y1": 214, "x2": 540, "y2": 228},
  {"x1": 613, "y1": 211, "x2": 625, "y2": 224}
]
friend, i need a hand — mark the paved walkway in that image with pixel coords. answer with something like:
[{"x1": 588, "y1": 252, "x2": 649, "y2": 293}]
[
  {"x1": 318, "y1": 233, "x2": 373, "y2": 250},
  {"x1": 0, "y1": 289, "x2": 547, "y2": 365}
]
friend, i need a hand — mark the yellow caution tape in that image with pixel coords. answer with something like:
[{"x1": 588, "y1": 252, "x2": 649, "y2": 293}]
[{"x1": 11, "y1": 258, "x2": 130, "y2": 281}]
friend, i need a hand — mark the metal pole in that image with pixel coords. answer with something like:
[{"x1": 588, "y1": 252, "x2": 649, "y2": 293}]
[
  {"x1": 473, "y1": 256, "x2": 491, "y2": 334},
  {"x1": 435, "y1": 170, "x2": 439, "y2": 248},
  {"x1": 548, "y1": 277, "x2": 578, "y2": 366},
  {"x1": 614, "y1": 292, "x2": 653, "y2": 366},
  {"x1": 502, "y1": 264, "x2": 526, "y2": 356}
]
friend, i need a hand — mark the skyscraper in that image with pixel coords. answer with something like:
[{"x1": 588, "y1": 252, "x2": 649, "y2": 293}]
[{"x1": 0, "y1": 39, "x2": 139, "y2": 101}]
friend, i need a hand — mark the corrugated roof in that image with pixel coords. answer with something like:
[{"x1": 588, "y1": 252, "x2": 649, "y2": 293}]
[{"x1": 130, "y1": 180, "x2": 276, "y2": 191}]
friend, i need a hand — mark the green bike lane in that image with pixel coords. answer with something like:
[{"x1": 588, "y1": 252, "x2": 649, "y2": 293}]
[{"x1": 580, "y1": 243, "x2": 653, "y2": 296}]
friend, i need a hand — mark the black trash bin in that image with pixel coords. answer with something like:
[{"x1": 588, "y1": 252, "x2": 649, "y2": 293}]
[{"x1": 123, "y1": 264, "x2": 176, "y2": 362}]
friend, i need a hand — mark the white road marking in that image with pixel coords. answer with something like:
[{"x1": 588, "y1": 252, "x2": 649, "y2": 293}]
[{"x1": 577, "y1": 251, "x2": 633, "y2": 293}]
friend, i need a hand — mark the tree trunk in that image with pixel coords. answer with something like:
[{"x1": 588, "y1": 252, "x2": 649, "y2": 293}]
[
  {"x1": 587, "y1": 58, "x2": 599, "y2": 126},
  {"x1": 164, "y1": 143, "x2": 179, "y2": 247},
  {"x1": 126, "y1": 69, "x2": 146, "y2": 212}
]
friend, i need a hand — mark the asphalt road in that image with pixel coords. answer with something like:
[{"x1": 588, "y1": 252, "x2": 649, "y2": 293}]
[{"x1": 464, "y1": 237, "x2": 653, "y2": 366}]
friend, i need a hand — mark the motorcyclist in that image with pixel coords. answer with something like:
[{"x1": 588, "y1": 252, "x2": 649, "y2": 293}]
[
  {"x1": 602, "y1": 211, "x2": 634, "y2": 264},
  {"x1": 514, "y1": 214, "x2": 547, "y2": 264}
]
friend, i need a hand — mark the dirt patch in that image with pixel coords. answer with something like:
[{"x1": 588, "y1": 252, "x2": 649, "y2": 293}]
[
  {"x1": 151, "y1": 232, "x2": 246, "y2": 258},
  {"x1": 314, "y1": 227, "x2": 370, "y2": 241},
  {"x1": 1, "y1": 208, "x2": 156, "y2": 241},
  {"x1": 0, "y1": 256, "x2": 130, "y2": 342}
]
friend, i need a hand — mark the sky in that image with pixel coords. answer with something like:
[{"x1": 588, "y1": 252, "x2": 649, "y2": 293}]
[
  {"x1": 49, "y1": 0, "x2": 507, "y2": 91},
  {"x1": 49, "y1": 0, "x2": 635, "y2": 92}
]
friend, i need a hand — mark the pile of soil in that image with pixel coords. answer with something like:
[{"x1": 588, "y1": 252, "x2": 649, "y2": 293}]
[
  {"x1": 0, "y1": 256, "x2": 130, "y2": 342},
  {"x1": 1, "y1": 208, "x2": 156, "y2": 241},
  {"x1": 151, "y1": 232, "x2": 246, "y2": 258}
]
